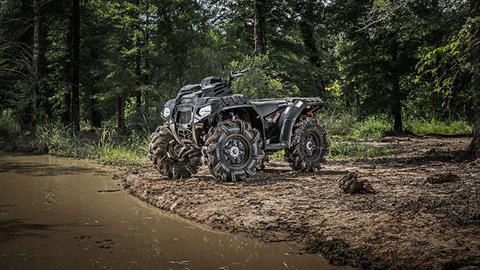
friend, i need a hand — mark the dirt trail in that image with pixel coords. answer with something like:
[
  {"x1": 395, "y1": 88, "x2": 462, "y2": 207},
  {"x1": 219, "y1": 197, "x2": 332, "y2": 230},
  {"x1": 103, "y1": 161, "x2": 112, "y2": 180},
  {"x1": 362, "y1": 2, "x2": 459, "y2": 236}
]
[{"x1": 122, "y1": 136, "x2": 480, "y2": 269}]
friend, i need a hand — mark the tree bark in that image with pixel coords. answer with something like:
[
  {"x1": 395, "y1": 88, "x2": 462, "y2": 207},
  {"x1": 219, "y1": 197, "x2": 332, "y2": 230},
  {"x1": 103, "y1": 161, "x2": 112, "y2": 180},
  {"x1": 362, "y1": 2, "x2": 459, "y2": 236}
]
[
  {"x1": 299, "y1": 20, "x2": 319, "y2": 68},
  {"x1": 117, "y1": 96, "x2": 126, "y2": 133},
  {"x1": 390, "y1": 36, "x2": 403, "y2": 135},
  {"x1": 254, "y1": 0, "x2": 266, "y2": 55},
  {"x1": 63, "y1": 5, "x2": 72, "y2": 127},
  {"x1": 70, "y1": 0, "x2": 80, "y2": 132},
  {"x1": 133, "y1": 0, "x2": 142, "y2": 114},
  {"x1": 299, "y1": 19, "x2": 327, "y2": 96},
  {"x1": 88, "y1": 48, "x2": 102, "y2": 128},
  {"x1": 31, "y1": 0, "x2": 39, "y2": 133},
  {"x1": 466, "y1": 0, "x2": 480, "y2": 159}
]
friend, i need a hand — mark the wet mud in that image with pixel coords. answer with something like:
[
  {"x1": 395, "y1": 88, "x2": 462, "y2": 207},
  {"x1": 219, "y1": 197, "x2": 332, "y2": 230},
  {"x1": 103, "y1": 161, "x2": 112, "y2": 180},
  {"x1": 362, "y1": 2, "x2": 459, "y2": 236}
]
[{"x1": 122, "y1": 136, "x2": 480, "y2": 269}]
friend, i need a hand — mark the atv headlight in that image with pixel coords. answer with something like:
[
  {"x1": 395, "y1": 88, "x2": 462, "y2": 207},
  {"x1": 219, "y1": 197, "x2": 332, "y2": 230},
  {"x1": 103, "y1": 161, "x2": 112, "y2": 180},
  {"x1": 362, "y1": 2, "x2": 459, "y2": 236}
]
[
  {"x1": 162, "y1": 107, "x2": 171, "y2": 118},
  {"x1": 198, "y1": 105, "x2": 212, "y2": 117}
]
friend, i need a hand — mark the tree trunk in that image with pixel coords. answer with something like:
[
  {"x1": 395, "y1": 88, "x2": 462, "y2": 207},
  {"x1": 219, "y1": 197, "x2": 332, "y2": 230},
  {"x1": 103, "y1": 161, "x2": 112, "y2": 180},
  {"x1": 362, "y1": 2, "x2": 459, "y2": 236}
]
[
  {"x1": 117, "y1": 96, "x2": 126, "y2": 133},
  {"x1": 299, "y1": 20, "x2": 319, "y2": 68},
  {"x1": 390, "y1": 37, "x2": 403, "y2": 135},
  {"x1": 62, "y1": 91, "x2": 71, "y2": 126},
  {"x1": 63, "y1": 5, "x2": 72, "y2": 127},
  {"x1": 392, "y1": 73, "x2": 403, "y2": 135},
  {"x1": 88, "y1": 92, "x2": 102, "y2": 128},
  {"x1": 466, "y1": 0, "x2": 480, "y2": 159},
  {"x1": 70, "y1": 0, "x2": 80, "y2": 132},
  {"x1": 299, "y1": 19, "x2": 326, "y2": 96},
  {"x1": 88, "y1": 48, "x2": 102, "y2": 128},
  {"x1": 133, "y1": 0, "x2": 142, "y2": 114},
  {"x1": 31, "y1": 0, "x2": 39, "y2": 133},
  {"x1": 254, "y1": 0, "x2": 266, "y2": 55}
]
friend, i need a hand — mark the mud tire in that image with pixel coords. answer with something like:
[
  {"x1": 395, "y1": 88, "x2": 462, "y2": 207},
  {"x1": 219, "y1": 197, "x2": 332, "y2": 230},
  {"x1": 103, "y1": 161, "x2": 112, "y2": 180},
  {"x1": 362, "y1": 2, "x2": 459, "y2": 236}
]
[
  {"x1": 285, "y1": 116, "x2": 328, "y2": 172},
  {"x1": 206, "y1": 119, "x2": 263, "y2": 182},
  {"x1": 149, "y1": 125, "x2": 201, "y2": 179}
]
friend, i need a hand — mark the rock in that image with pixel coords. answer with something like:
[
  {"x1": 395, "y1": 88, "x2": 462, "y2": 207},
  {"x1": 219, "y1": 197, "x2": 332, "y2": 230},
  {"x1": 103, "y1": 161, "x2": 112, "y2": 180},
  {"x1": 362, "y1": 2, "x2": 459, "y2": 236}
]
[
  {"x1": 426, "y1": 173, "x2": 460, "y2": 184},
  {"x1": 339, "y1": 172, "x2": 375, "y2": 194}
]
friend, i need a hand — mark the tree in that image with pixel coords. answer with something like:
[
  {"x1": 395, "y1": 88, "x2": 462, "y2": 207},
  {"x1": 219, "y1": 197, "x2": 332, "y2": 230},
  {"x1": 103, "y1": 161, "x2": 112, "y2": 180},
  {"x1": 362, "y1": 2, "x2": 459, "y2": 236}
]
[
  {"x1": 71, "y1": 0, "x2": 80, "y2": 132},
  {"x1": 254, "y1": 0, "x2": 266, "y2": 55},
  {"x1": 31, "y1": 0, "x2": 39, "y2": 132},
  {"x1": 466, "y1": 0, "x2": 479, "y2": 159}
]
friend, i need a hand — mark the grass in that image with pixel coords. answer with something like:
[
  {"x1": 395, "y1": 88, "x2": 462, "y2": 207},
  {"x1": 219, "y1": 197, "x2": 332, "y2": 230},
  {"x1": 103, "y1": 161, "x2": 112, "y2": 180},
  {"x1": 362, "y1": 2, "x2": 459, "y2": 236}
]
[
  {"x1": 38, "y1": 124, "x2": 148, "y2": 166},
  {"x1": 407, "y1": 119, "x2": 472, "y2": 136},
  {"x1": 321, "y1": 112, "x2": 472, "y2": 138},
  {"x1": 328, "y1": 140, "x2": 390, "y2": 160},
  {"x1": 351, "y1": 115, "x2": 392, "y2": 139}
]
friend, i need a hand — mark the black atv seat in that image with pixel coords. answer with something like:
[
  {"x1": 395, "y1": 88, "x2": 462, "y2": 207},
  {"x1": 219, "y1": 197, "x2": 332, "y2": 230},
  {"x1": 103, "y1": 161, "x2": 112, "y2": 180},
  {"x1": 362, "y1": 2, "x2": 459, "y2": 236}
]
[{"x1": 252, "y1": 100, "x2": 287, "y2": 116}]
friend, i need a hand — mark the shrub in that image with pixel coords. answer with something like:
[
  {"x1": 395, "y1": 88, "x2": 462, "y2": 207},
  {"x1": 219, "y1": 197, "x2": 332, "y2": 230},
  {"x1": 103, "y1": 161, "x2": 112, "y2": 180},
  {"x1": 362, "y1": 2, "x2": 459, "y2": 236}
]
[
  {"x1": 320, "y1": 112, "x2": 356, "y2": 136},
  {"x1": 352, "y1": 115, "x2": 392, "y2": 139},
  {"x1": 0, "y1": 109, "x2": 21, "y2": 138},
  {"x1": 39, "y1": 124, "x2": 84, "y2": 157}
]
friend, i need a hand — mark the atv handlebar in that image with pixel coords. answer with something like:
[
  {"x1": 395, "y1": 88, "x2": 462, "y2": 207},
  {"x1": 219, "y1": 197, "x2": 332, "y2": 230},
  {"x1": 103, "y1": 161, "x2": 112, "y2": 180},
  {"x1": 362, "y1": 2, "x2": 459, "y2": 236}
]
[{"x1": 229, "y1": 69, "x2": 249, "y2": 80}]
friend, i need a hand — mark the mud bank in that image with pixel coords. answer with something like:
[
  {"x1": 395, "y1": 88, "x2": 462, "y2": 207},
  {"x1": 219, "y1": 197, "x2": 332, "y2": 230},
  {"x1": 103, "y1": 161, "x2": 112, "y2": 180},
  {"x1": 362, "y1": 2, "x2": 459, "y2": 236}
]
[{"x1": 121, "y1": 136, "x2": 480, "y2": 269}]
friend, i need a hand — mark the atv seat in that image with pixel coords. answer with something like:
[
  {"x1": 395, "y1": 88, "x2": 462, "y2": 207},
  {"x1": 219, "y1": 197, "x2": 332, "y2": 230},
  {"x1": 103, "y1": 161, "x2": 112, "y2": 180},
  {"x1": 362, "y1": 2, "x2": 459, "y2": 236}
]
[{"x1": 252, "y1": 100, "x2": 287, "y2": 116}]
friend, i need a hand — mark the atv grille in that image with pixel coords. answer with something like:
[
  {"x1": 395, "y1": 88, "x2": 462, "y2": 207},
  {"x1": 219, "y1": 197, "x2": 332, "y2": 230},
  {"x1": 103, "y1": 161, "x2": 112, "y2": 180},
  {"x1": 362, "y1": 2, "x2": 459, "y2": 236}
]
[
  {"x1": 177, "y1": 129, "x2": 193, "y2": 141},
  {"x1": 177, "y1": 111, "x2": 192, "y2": 124}
]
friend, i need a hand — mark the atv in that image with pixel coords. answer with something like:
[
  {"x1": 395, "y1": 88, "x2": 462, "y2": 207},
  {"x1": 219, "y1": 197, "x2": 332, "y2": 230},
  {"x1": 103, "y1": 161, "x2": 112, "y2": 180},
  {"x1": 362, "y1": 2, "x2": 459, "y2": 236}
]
[{"x1": 148, "y1": 70, "x2": 328, "y2": 181}]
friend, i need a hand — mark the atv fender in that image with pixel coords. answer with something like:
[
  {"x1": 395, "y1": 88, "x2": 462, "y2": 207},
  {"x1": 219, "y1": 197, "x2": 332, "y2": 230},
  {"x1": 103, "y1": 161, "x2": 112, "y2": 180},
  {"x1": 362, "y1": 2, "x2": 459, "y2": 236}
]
[
  {"x1": 279, "y1": 100, "x2": 307, "y2": 147},
  {"x1": 217, "y1": 104, "x2": 266, "y2": 146}
]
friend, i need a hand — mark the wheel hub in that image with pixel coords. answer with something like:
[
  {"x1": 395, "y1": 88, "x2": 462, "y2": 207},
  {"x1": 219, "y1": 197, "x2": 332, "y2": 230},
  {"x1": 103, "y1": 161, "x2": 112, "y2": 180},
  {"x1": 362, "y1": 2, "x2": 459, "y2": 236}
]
[
  {"x1": 224, "y1": 136, "x2": 249, "y2": 166},
  {"x1": 304, "y1": 133, "x2": 320, "y2": 158},
  {"x1": 229, "y1": 146, "x2": 240, "y2": 158},
  {"x1": 306, "y1": 140, "x2": 315, "y2": 151}
]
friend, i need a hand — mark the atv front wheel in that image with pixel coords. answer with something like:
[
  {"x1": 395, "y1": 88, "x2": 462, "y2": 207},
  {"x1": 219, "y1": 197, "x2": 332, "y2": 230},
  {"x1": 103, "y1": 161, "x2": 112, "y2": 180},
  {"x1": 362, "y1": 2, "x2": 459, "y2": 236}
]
[
  {"x1": 149, "y1": 125, "x2": 201, "y2": 179},
  {"x1": 206, "y1": 119, "x2": 263, "y2": 181},
  {"x1": 285, "y1": 116, "x2": 328, "y2": 172}
]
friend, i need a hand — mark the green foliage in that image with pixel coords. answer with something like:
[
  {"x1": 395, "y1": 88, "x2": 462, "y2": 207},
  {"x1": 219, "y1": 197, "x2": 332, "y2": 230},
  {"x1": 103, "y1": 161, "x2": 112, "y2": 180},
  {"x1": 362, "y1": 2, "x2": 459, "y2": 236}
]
[
  {"x1": 268, "y1": 150, "x2": 285, "y2": 160},
  {"x1": 352, "y1": 115, "x2": 392, "y2": 139},
  {"x1": 39, "y1": 124, "x2": 85, "y2": 157},
  {"x1": 407, "y1": 119, "x2": 472, "y2": 136},
  {"x1": 0, "y1": 109, "x2": 21, "y2": 138},
  {"x1": 230, "y1": 55, "x2": 300, "y2": 99},
  {"x1": 320, "y1": 111, "x2": 356, "y2": 136},
  {"x1": 38, "y1": 124, "x2": 147, "y2": 166},
  {"x1": 416, "y1": 20, "x2": 474, "y2": 96},
  {"x1": 94, "y1": 128, "x2": 148, "y2": 165}
]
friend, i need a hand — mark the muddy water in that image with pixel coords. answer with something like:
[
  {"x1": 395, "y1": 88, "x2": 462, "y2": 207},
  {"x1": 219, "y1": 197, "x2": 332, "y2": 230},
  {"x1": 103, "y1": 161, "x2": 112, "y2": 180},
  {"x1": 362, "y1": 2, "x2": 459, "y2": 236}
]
[{"x1": 0, "y1": 155, "x2": 347, "y2": 270}]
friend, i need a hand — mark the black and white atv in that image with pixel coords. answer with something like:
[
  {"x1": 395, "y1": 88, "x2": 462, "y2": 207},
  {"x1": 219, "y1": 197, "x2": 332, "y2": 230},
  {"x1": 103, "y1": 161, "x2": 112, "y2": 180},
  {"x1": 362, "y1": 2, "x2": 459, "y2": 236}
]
[{"x1": 149, "y1": 70, "x2": 328, "y2": 181}]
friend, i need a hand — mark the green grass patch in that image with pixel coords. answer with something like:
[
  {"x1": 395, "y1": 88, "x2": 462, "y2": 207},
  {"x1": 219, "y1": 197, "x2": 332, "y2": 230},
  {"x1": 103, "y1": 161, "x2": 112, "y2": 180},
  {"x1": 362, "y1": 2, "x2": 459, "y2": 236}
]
[
  {"x1": 351, "y1": 115, "x2": 392, "y2": 139},
  {"x1": 268, "y1": 149, "x2": 285, "y2": 160},
  {"x1": 407, "y1": 119, "x2": 472, "y2": 135},
  {"x1": 328, "y1": 140, "x2": 390, "y2": 160},
  {"x1": 38, "y1": 124, "x2": 148, "y2": 166}
]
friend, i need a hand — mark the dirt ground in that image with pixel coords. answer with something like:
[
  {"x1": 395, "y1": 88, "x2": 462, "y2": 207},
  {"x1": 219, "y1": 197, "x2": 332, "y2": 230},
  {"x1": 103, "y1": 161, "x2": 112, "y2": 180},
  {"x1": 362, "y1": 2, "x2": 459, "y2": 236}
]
[{"x1": 120, "y1": 136, "x2": 480, "y2": 270}]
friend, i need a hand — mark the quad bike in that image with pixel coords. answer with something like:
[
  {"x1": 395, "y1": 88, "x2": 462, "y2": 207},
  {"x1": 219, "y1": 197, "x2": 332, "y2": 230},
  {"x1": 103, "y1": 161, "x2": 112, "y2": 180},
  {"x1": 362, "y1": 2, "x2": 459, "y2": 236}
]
[{"x1": 148, "y1": 70, "x2": 328, "y2": 181}]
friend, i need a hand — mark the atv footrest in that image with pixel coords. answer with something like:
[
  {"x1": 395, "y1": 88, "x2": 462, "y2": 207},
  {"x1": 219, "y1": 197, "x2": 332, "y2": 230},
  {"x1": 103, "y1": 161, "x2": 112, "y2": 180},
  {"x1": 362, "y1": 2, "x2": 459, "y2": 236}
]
[{"x1": 265, "y1": 143, "x2": 286, "y2": 151}]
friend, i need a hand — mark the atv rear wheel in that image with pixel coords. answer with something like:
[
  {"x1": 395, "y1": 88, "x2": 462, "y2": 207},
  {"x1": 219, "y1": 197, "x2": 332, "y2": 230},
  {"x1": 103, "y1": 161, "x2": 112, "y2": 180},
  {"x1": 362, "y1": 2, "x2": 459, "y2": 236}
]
[
  {"x1": 285, "y1": 116, "x2": 328, "y2": 172},
  {"x1": 206, "y1": 119, "x2": 263, "y2": 182},
  {"x1": 149, "y1": 125, "x2": 201, "y2": 179}
]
